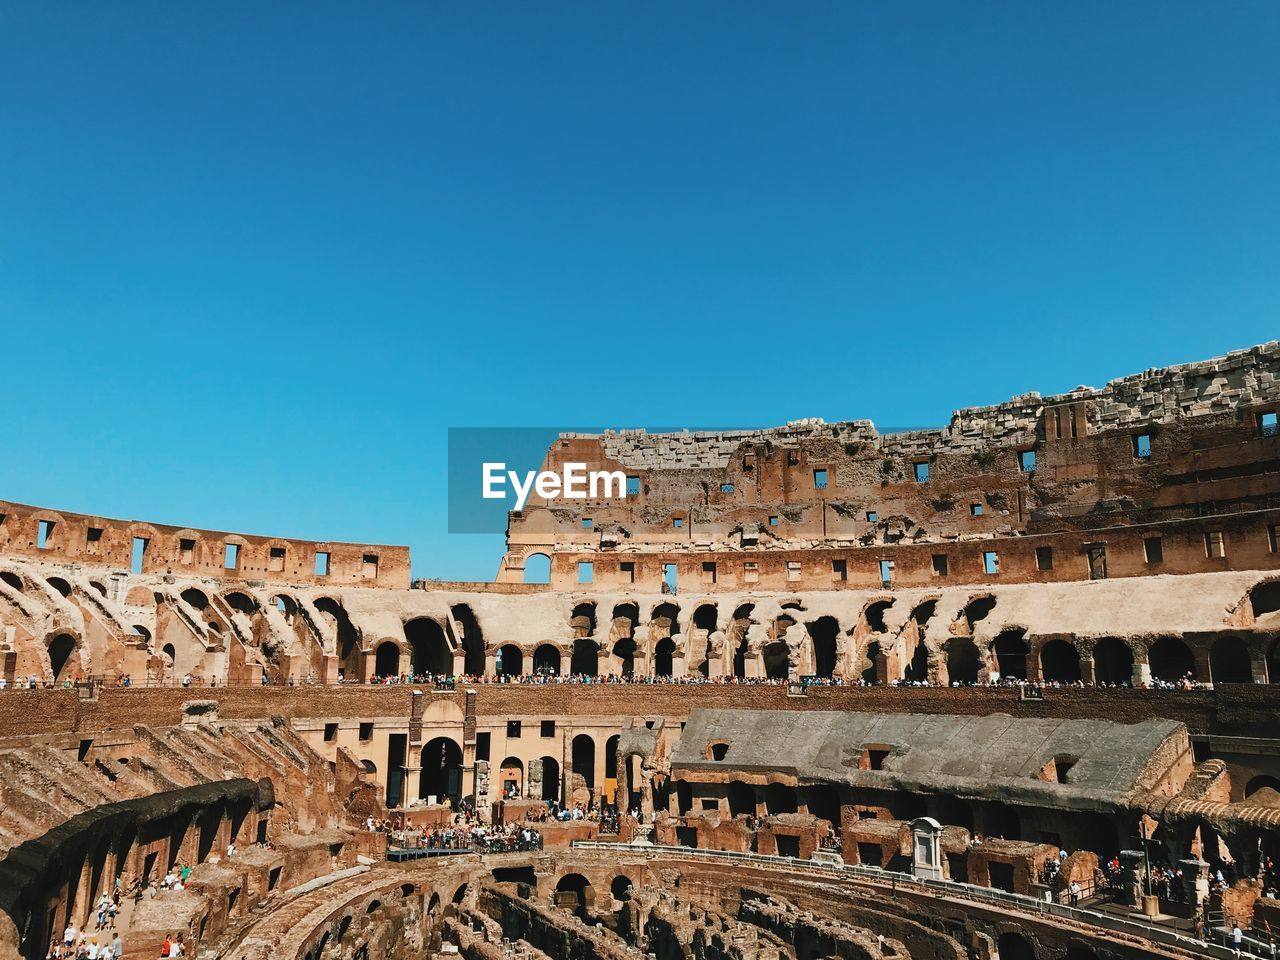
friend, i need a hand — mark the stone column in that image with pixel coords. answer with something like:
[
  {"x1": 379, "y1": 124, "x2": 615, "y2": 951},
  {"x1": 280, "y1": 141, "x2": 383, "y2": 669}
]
[
  {"x1": 1119, "y1": 849, "x2": 1145, "y2": 906},
  {"x1": 403, "y1": 765, "x2": 422, "y2": 806},
  {"x1": 1180, "y1": 858, "x2": 1211, "y2": 913}
]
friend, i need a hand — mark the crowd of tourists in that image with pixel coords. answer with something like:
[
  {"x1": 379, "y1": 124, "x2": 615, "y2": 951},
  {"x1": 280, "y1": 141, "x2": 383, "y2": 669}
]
[{"x1": 48, "y1": 894, "x2": 124, "y2": 960}]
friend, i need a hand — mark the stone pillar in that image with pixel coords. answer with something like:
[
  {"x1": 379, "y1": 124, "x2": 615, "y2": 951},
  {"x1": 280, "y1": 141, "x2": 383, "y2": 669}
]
[
  {"x1": 1133, "y1": 658, "x2": 1152, "y2": 687},
  {"x1": 1119, "y1": 850, "x2": 1145, "y2": 906},
  {"x1": 1180, "y1": 858, "x2": 1211, "y2": 914},
  {"x1": 403, "y1": 765, "x2": 422, "y2": 806},
  {"x1": 527, "y1": 758, "x2": 543, "y2": 801},
  {"x1": 1080, "y1": 656, "x2": 1096, "y2": 686}
]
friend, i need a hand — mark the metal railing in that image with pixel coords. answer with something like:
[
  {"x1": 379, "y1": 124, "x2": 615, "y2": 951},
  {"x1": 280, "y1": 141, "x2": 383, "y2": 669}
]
[{"x1": 569, "y1": 842, "x2": 1273, "y2": 960}]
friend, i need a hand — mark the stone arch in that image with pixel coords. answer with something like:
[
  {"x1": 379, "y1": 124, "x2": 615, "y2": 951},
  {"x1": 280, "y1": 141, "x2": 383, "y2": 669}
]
[
  {"x1": 449, "y1": 603, "x2": 486, "y2": 676},
  {"x1": 0, "y1": 571, "x2": 23, "y2": 591},
  {"x1": 805, "y1": 616, "x2": 839, "y2": 678},
  {"x1": 996, "y1": 931, "x2": 1037, "y2": 960},
  {"x1": 764, "y1": 782, "x2": 798, "y2": 815},
  {"x1": 498, "y1": 758, "x2": 523, "y2": 798},
  {"x1": 571, "y1": 637, "x2": 599, "y2": 676},
  {"x1": 945, "y1": 636, "x2": 982, "y2": 684},
  {"x1": 419, "y1": 737, "x2": 463, "y2": 804},
  {"x1": 224, "y1": 591, "x2": 258, "y2": 615},
  {"x1": 572, "y1": 734, "x2": 596, "y2": 791},
  {"x1": 605, "y1": 734, "x2": 619, "y2": 782},
  {"x1": 861, "y1": 598, "x2": 894, "y2": 635},
  {"x1": 555, "y1": 873, "x2": 593, "y2": 913},
  {"x1": 1149, "y1": 636, "x2": 1196, "y2": 682},
  {"x1": 532, "y1": 643, "x2": 561, "y2": 675},
  {"x1": 181, "y1": 587, "x2": 209, "y2": 610},
  {"x1": 1250, "y1": 579, "x2": 1280, "y2": 620},
  {"x1": 374, "y1": 640, "x2": 401, "y2": 677},
  {"x1": 961, "y1": 594, "x2": 997, "y2": 633},
  {"x1": 653, "y1": 637, "x2": 675, "y2": 677},
  {"x1": 540, "y1": 755, "x2": 560, "y2": 803},
  {"x1": 1210, "y1": 635, "x2": 1253, "y2": 684},
  {"x1": 1040, "y1": 638, "x2": 1081, "y2": 683},
  {"x1": 46, "y1": 576, "x2": 71, "y2": 598},
  {"x1": 48, "y1": 633, "x2": 79, "y2": 682},
  {"x1": 609, "y1": 874, "x2": 633, "y2": 901},
  {"x1": 523, "y1": 552, "x2": 550, "y2": 584},
  {"x1": 404, "y1": 618, "x2": 451, "y2": 676},
  {"x1": 762, "y1": 641, "x2": 789, "y2": 680},
  {"x1": 988, "y1": 627, "x2": 1029, "y2": 680},
  {"x1": 1092, "y1": 637, "x2": 1134, "y2": 685},
  {"x1": 903, "y1": 638, "x2": 929, "y2": 682},
  {"x1": 571, "y1": 601, "x2": 597, "y2": 638},
  {"x1": 730, "y1": 603, "x2": 754, "y2": 678},
  {"x1": 314, "y1": 596, "x2": 360, "y2": 671},
  {"x1": 728, "y1": 781, "x2": 755, "y2": 817},
  {"x1": 496, "y1": 644, "x2": 524, "y2": 677},
  {"x1": 1245, "y1": 775, "x2": 1280, "y2": 800}
]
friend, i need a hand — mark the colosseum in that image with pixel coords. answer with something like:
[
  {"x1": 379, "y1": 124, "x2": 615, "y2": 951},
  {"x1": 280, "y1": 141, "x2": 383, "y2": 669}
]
[{"x1": 3, "y1": 341, "x2": 1280, "y2": 960}]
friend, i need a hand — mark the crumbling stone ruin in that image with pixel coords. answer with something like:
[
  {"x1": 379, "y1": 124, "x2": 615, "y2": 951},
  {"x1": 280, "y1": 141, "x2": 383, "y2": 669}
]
[{"x1": 2, "y1": 343, "x2": 1280, "y2": 960}]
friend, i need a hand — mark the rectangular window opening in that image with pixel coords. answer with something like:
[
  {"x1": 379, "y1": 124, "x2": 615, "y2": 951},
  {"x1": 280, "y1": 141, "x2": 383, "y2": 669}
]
[
  {"x1": 1259, "y1": 412, "x2": 1278, "y2": 437},
  {"x1": 970, "y1": 502, "x2": 984, "y2": 517},
  {"x1": 577, "y1": 561, "x2": 594, "y2": 584},
  {"x1": 866, "y1": 511, "x2": 878, "y2": 523},
  {"x1": 620, "y1": 561, "x2": 635, "y2": 583},
  {"x1": 831, "y1": 558, "x2": 847, "y2": 582},
  {"x1": 1269, "y1": 524, "x2": 1278, "y2": 554},
  {"x1": 662, "y1": 563, "x2": 678, "y2": 595},
  {"x1": 879, "y1": 559, "x2": 894, "y2": 585},
  {"x1": 1144, "y1": 537, "x2": 1164, "y2": 565},
  {"x1": 581, "y1": 517, "x2": 593, "y2": 529},
  {"x1": 931, "y1": 554, "x2": 948, "y2": 577},
  {"x1": 475, "y1": 732, "x2": 491, "y2": 762},
  {"x1": 359, "y1": 722, "x2": 374, "y2": 741},
  {"x1": 813, "y1": 468, "x2": 828, "y2": 489},
  {"x1": 720, "y1": 483, "x2": 734, "y2": 493},
  {"x1": 1133, "y1": 433, "x2": 1152, "y2": 459},
  {"x1": 268, "y1": 546, "x2": 285, "y2": 572},
  {"x1": 673, "y1": 517, "x2": 684, "y2": 529},
  {"x1": 86, "y1": 527, "x2": 103, "y2": 543},
  {"x1": 1205, "y1": 531, "x2": 1226, "y2": 559},
  {"x1": 1035, "y1": 546, "x2": 1054, "y2": 571},
  {"x1": 180, "y1": 538, "x2": 196, "y2": 564},
  {"x1": 37, "y1": 520, "x2": 54, "y2": 550},
  {"x1": 914, "y1": 462, "x2": 930, "y2": 482},
  {"x1": 362, "y1": 553, "x2": 379, "y2": 580},
  {"x1": 626, "y1": 475, "x2": 641, "y2": 496},
  {"x1": 1020, "y1": 450, "x2": 1037, "y2": 472},
  {"x1": 506, "y1": 720, "x2": 522, "y2": 738},
  {"x1": 786, "y1": 560, "x2": 802, "y2": 582},
  {"x1": 540, "y1": 720, "x2": 555, "y2": 738},
  {"x1": 983, "y1": 551, "x2": 999, "y2": 575},
  {"x1": 314, "y1": 551, "x2": 330, "y2": 577},
  {"x1": 743, "y1": 561, "x2": 759, "y2": 583},
  {"x1": 323, "y1": 723, "x2": 338, "y2": 743},
  {"x1": 701, "y1": 561, "x2": 717, "y2": 584},
  {"x1": 768, "y1": 515, "x2": 779, "y2": 526},
  {"x1": 131, "y1": 537, "x2": 148, "y2": 575},
  {"x1": 224, "y1": 543, "x2": 241, "y2": 570}
]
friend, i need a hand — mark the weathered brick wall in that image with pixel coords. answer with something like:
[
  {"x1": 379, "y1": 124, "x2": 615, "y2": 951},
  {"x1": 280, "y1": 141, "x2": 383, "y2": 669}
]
[{"x1": 3, "y1": 683, "x2": 1278, "y2": 738}]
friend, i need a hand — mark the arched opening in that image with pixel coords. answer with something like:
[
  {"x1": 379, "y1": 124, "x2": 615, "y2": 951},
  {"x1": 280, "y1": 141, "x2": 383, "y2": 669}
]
[
  {"x1": 1040, "y1": 639, "x2": 1081, "y2": 683},
  {"x1": 180, "y1": 588, "x2": 209, "y2": 610},
  {"x1": 272, "y1": 594, "x2": 298, "y2": 623},
  {"x1": 613, "y1": 638, "x2": 635, "y2": 676},
  {"x1": 962, "y1": 595, "x2": 997, "y2": 632},
  {"x1": 48, "y1": 634, "x2": 78, "y2": 682},
  {"x1": 764, "y1": 783, "x2": 797, "y2": 815},
  {"x1": 910, "y1": 599, "x2": 938, "y2": 629},
  {"x1": 374, "y1": 641, "x2": 400, "y2": 678},
  {"x1": 571, "y1": 602, "x2": 597, "y2": 638},
  {"x1": 692, "y1": 604, "x2": 718, "y2": 677},
  {"x1": 1093, "y1": 637, "x2": 1134, "y2": 686},
  {"x1": 404, "y1": 619, "x2": 452, "y2": 677},
  {"x1": 450, "y1": 604, "x2": 487, "y2": 676},
  {"x1": 419, "y1": 737, "x2": 463, "y2": 805},
  {"x1": 903, "y1": 639, "x2": 929, "y2": 682},
  {"x1": 1149, "y1": 636, "x2": 1196, "y2": 682},
  {"x1": 1063, "y1": 946, "x2": 1098, "y2": 960},
  {"x1": 0, "y1": 571, "x2": 22, "y2": 591},
  {"x1": 861, "y1": 640, "x2": 882, "y2": 684},
  {"x1": 946, "y1": 637, "x2": 982, "y2": 684},
  {"x1": 90, "y1": 581, "x2": 107, "y2": 596},
  {"x1": 570, "y1": 638, "x2": 599, "y2": 676},
  {"x1": 1245, "y1": 775, "x2": 1280, "y2": 803},
  {"x1": 605, "y1": 735, "x2": 619, "y2": 782},
  {"x1": 499, "y1": 758, "x2": 523, "y2": 798},
  {"x1": 1251, "y1": 581, "x2": 1280, "y2": 620},
  {"x1": 996, "y1": 932, "x2": 1037, "y2": 960},
  {"x1": 654, "y1": 637, "x2": 675, "y2": 677},
  {"x1": 994, "y1": 629, "x2": 1029, "y2": 679},
  {"x1": 807, "y1": 617, "x2": 839, "y2": 678},
  {"x1": 728, "y1": 781, "x2": 755, "y2": 818},
  {"x1": 315, "y1": 597, "x2": 360, "y2": 673},
  {"x1": 161, "y1": 643, "x2": 176, "y2": 676},
  {"x1": 863, "y1": 599, "x2": 894, "y2": 634},
  {"x1": 651, "y1": 602, "x2": 680, "y2": 643},
  {"x1": 763, "y1": 642, "x2": 789, "y2": 680},
  {"x1": 674, "y1": 779, "x2": 693, "y2": 815},
  {"x1": 523, "y1": 553, "x2": 550, "y2": 584},
  {"x1": 531, "y1": 643, "x2": 560, "y2": 675},
  {"x1": 1210, "y1": 635, "x2": 1253, "y2": 684},
  {"x1": 496, "y1": 644, "x2": 524, "y2": 677},
  {"x1": 806, "y1": 784, "x2": 840, "y2": 826},
  {"x1": 610, "y1": 875, "x2": 633, "y2": 901},
  {"x1": 225, "y1": 591, "x2": 258, "y2": 615},
  {"x1": 572, "y1": 735, "x2": 596, "y2": 792},
  {"x1": 555, "y1": 873, "x2": 592, "y2": 914},
  {"x1": 47, "y1": 577, "x2": 71, "y2": 598},
  {"x1": 451, "y1": 883, "x2": 468, "y2": 905},
  {"x1": 730, "y1": 604, "x2": 754, "y2": 678},
  {"x1": 540, "y1": 756, "x2": 560, "y2": 803},
  {"x1": 131, "y1": 624, "x2": 151, "y2": 643}
]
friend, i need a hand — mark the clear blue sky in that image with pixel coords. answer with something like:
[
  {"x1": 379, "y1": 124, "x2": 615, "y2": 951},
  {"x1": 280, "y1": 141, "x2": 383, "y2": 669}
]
[{"x1": 1, "y1": 2, "x2": 1277, "y2": 580}]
